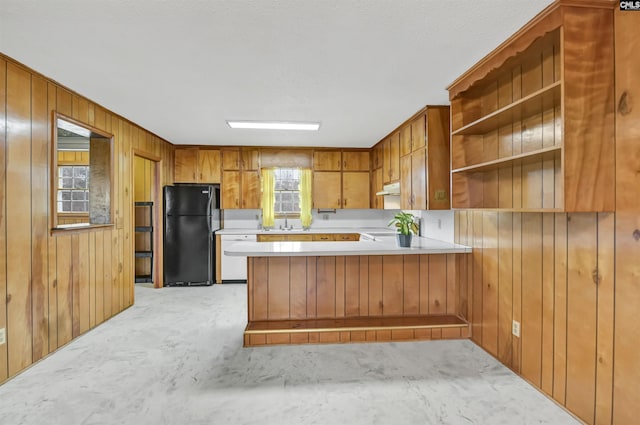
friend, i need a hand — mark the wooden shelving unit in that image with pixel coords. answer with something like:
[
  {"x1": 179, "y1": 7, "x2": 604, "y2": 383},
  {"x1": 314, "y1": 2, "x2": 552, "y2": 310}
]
[
  {"x1": 448, "y1": 5, "x2": 615, "y2": 212},
  {"x1": 134, "y1": 202, "x2": 153, "y2": 283}
]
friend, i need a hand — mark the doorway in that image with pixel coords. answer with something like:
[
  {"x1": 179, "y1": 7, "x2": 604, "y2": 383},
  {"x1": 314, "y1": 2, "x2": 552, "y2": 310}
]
[{"x1": 133, "y1": 151, "x2": 162, "y2": 288}]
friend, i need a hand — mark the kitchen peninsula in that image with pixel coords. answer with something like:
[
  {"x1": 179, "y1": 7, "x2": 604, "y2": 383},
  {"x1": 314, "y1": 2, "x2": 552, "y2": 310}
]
[{"x1": 224, "y1": 231, "x2": 472, "y2": 346}]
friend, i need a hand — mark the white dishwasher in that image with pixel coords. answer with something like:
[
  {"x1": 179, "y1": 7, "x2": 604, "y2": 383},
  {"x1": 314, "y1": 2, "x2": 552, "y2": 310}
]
[{"x1": 220, "y1": 234, "x2": 256, "y2": 282}]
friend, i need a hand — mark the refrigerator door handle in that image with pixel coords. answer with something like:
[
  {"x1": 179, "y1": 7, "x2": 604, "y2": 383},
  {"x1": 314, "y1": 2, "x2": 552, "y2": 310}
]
[{"x1": 206, "y1": 187, "x2": 212, "y2": 237}]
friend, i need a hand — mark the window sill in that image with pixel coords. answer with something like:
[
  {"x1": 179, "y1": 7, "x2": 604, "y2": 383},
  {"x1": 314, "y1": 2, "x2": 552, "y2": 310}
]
[{"x1": 51, "y1": 223, "x2": 115, "y2": 235}]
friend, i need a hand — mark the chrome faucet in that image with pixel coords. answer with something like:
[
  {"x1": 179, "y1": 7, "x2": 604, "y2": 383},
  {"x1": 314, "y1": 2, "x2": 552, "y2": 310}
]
[{"x1": 279, "y1": 213, "x2": 293, "y2": 230}]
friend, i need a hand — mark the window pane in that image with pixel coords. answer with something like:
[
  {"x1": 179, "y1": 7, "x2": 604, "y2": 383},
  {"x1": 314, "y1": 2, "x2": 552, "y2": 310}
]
[
  {"x1": 274, "y1": 180, "x2": 284, "y2": 190},
  {"x1": 71, "y1": 191, "x2": 85, "y2": 200},
  {"x1": 61, "y1": 178, "x2": 73, "y2": 189},
  {"x1": 71, "y1": 201, "x2": 86, "y2": 212},
  {"x1": 61, "y1": 201, "x2": 71, "y2": 212},
  {"x1": 61, "y1": 191, "x2": 72, "y2": 201},
  {"x1": 293, "y1": 202, "x2": 300, "y2": 211},
  {"x1": 74, "y1": 177, "x2": 87, "y2": 189},
  {"x1": 73, "y1": 167, "x2": 87, "y2": 178},
  {"x1": 61, "y1": 167, "x2": 73, "y2": 177},
  {"x1": 281, "y1": 192, "x2": 291, "y2": 202}
]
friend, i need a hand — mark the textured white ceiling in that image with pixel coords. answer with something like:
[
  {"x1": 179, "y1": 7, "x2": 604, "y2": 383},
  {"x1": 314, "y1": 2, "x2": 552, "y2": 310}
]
[{"x1": 0, "y1": 0, "x2": 554, "y2": 147}]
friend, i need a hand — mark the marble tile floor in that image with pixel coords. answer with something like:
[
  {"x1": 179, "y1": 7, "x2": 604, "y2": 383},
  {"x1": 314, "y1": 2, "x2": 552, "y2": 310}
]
[{"x1": 0, "y1": 285, "x2": 580, "y2": 425}]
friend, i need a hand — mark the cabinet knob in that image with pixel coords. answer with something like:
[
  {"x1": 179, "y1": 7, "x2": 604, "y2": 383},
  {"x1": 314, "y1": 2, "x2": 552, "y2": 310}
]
[
  {"x1": 343, "y1": 160, "x2": 346, "y2": 168},
  {"x1": 344, "y1": 199, "x2": 347, "y2": 207}
]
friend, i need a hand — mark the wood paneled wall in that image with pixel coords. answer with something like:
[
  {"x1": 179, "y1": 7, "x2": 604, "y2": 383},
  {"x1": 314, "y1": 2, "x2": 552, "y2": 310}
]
[
  {"x1": 248, "y1": 255, "x2": 464, "y2": 322},
  {"x1": 454, "y1": 9, "x2": 640, "y2": 425},
  {"x1": 0, "y1": 54, "x2": 174, "y2": 384},
  {"x1": 611, "y1": 8, "x2": 640, "y2": 425},
  {"x1": 455, "y1": 211, "x2": 614, "y2": 424}
]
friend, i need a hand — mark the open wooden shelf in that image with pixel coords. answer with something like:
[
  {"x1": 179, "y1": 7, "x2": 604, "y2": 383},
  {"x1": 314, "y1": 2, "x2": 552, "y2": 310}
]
[
  {"x1": 246, "y1": 315, "x2": 467, "y2": 334},
  {"x1": 452, "y1": 145, "x2": 561, "y2": 174},
  {"x1": 452, "y1": 81, "x2": 562, "y2": 136}
]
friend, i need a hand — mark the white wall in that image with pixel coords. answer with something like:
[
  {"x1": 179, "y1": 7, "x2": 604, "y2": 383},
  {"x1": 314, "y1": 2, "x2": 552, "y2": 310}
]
[
  {"x1": 409, "y1": 209, "x2": 455, "y2": 243},
  {"x1": 222, "y1": 208, "x2": 396, "y2": 230},
  {"x1": 222, "y1": 208, "x2": 455, "y2": 242}
]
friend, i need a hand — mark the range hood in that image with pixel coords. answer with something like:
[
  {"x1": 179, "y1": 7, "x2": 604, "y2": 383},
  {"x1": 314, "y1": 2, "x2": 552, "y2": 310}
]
[{"x1": 376, "y1": 182, "x2": 401, "y2": 196}]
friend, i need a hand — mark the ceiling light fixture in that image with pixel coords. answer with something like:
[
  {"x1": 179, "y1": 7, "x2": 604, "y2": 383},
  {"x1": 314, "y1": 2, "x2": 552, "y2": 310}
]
[{"x1": 226, "y1": 120, "x2": 320, "y2": 131}]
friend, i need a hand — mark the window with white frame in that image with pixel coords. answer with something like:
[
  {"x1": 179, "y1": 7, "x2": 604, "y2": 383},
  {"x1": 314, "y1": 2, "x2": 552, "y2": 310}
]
[
  {"x1": 57, "y1": 165, "x2": 89, "y2": 212},
  {"x1": 273, "y1": 168, "x2": 300, "y2": 216}
]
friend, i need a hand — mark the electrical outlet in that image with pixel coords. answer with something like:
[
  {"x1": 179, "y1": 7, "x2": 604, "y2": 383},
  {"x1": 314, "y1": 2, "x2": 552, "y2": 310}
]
[
  {"x1": 512, "y1": 320, "x2": 520, "y2": 337},
  {"x1": 0, "y1": 328, "x2": 5, "y2": 345}
]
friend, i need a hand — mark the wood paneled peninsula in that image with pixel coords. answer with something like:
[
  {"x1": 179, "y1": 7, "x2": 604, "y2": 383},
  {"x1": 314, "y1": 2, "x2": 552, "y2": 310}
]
[{"x1": 224, "y1": 234, "x2": 471, "y2": 346}]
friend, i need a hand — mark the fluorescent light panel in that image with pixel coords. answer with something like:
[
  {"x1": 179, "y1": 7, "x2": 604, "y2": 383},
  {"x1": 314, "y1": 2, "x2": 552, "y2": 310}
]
[{"x1": 227, "y1": 120, "x2": 320, "y2": 131}]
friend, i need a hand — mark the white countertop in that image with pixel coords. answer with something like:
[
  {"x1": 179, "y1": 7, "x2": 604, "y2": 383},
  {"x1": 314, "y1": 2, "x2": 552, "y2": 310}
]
[
  {"x1": 215, "y1": 227, "x2": 396, "y2": 236},
  {"x1": 224, "y1": 234, "x2": 472, "y2": 257}
]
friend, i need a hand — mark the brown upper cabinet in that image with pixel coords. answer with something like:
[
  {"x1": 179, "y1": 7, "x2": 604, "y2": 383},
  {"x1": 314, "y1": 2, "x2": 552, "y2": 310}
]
[
  {"x1": 242, "y1": 148, "x2": 260, "y2": 170},
  {"x1": 313, "y1": 150, "x2": 342, "y2": 171},
  {"x1": 222, "y1": 149, "x2": 241, "y2": 170},
  {"x1": 197, "y1": 150, "x2": 221, "y2": 183},
  {"x1": 448, "y1": 2, "x2": 614, "y2": 212},
  {"x1": 222, "y1": 170, "x2": 260, "y2": 209},
  {"x1": 374, "y1": 106, "x2": 450, "y2": 210},
  {"x1": 342, "y1": 151, "x2": 370, "y2": 171},
  {"x1": 400, "y1": 125, "x2": 412, "y2": 157},
  {"x1": 372, "y1": 144, "x2": 383, "y2": 170},
  {"x1": 312, "y1": 171, "x2": 341, "y2": 208},
  {"x1": 382, "y1": 132, "x2": 400, "y2": 184},
  {"x1": 312, "y1": 169, "x2": 370, "y2": 209},
  {"x1": 174, "y1": 147, "x2": 221, "y2": 183},
  {"x1": 342, "y1": 172, "x2": 370, "y2": 208},
  {"x1": 411, "y1": 114, "x2": 426, "y2": 151}
]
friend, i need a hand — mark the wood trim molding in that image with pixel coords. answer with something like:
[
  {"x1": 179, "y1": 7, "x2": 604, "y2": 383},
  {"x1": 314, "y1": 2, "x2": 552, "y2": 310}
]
[{"x1": 447, "y1": 0, "x2": 616, "y2": 99}]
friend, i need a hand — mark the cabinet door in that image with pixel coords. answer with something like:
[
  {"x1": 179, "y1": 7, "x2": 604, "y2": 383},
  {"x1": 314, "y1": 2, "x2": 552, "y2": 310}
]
[
  {"x1": 373, "y1": 143, "x2": 383, "y2": 170},
  {"x1": 342, "y1": 172, "x2": 370, "y2": 209},
  {"x1": 313, "y1": 151, "x2": 342, "y2": 171},
  {"x1": 222, "y1": 171, "x2": 240, "y2": 209},
  {"x1": 241, "y1": 171, "x2": 260, "y2": 209},
  {"x1": 400, "y1": 155, "x2": 412, "y2": 209},
  {"x1": 426, "y1": 107, "x2": 451, "y2": 210},
  {"x1": 411, "y1": 114, "x2": 426, "y2": 151},
  {"x1": 174, "y1": 148, "x2": 198, "y2": 183},
  {"x1": 241, "y1": 149, "x2": 260, "y2": 170},
  {"x1": 198, "y1": 149, "x2": 221, "y2": 183},
  {"x1": 312, "y1": 172, "x2": 341, "y2": 208},
  {"x1": 257, "y1": 234, "x2": 287, "y2": 242},
  {"x1": 411, "y1": 149, "x2": 427, "y2": 210},
  {"x1": 343, "y1": 151, "x2": 370, "y2": 171},
  {"x1": 336, "y1": 233, "x2": 359, "y2": 241},
  {"x1": 371, "y1": 168, "x2": 383, "y2": 209},
  {"x1": 389, "y1": 132, "x2": 400, "y2": 182},
  {"x1": 313, "y1": 234, "x2": 335, "y2": 241},
  {"x1": 382, "y1": 138, "x2": 391, "y2": 184},
  {"x1": 400, "y1": 124, "x2": 412, "y2": 157},
  {"x1": 222, "y1": 149, "x2": 240, "y2": 170},
  {"x1": 288, "y1": 234, "x2": 313, "y2": 241}
]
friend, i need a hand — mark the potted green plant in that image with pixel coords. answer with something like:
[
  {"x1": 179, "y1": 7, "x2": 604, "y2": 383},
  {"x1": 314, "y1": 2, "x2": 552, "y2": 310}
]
[{"x1": 388, "y1": 212, "x2": 419, "y2": 247}]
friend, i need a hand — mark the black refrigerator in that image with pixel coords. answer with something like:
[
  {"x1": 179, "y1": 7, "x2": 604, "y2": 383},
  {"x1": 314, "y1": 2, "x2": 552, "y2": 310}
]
[{"x1": 163, "y1": 184, "x2": 220, "y2": 286}]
